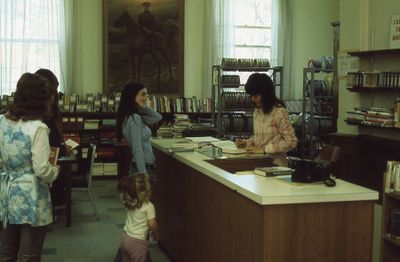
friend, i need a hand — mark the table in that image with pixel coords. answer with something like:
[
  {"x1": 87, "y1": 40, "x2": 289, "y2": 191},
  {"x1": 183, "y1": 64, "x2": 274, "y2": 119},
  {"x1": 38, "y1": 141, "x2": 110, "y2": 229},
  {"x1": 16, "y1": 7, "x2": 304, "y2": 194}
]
[{"x1": 58, "y1": 155, "x2": 77, "y2": 227}]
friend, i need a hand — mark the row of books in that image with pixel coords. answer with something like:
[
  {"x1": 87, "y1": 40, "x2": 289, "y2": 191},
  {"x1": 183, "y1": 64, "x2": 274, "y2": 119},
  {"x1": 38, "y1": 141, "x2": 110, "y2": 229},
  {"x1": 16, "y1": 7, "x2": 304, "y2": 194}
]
[
  {"x1": 385, "y1": 160, "x2": 400, "y2": 193},
  {"x1": 220, "y1": 58, "x2": 270, "y2": 68},
  {"x1": 387, "y1": 208, "x2": 400, "y2": 240},
  {"x1": 61, "y1": 117, "x2": 117, "y2": 131},
  {"x1": 347, "y1": 71, "x2": 400, "y2": 88},
  {"x1": 93, "y1": 162, "x2": 118, "y2": 176},
  {"x1": 63, "y1": 132, "x2": 116, "y2": 148},
  {"x1": 59, "y1": 93, "x2": 121, "y2": 113},
  {"x1": 0, "y1": 92, "x2": 214, "y2": 114},
  {"x1": 146, "y1": 96, "x2": 212, "y2": 113},
  {"x1": 221, "y1": 91, "x2": 252, "y2": 110},
  {"x1": 345, "y1": 107, "x2": 396, "y2": 128}
]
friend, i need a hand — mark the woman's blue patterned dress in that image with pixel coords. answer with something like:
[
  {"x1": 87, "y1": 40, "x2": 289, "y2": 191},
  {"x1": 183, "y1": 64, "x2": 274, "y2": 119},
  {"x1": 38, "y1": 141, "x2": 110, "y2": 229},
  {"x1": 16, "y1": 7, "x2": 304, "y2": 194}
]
[{"x1": 0, "y1": 115, "x2": 53, "y2": 227}]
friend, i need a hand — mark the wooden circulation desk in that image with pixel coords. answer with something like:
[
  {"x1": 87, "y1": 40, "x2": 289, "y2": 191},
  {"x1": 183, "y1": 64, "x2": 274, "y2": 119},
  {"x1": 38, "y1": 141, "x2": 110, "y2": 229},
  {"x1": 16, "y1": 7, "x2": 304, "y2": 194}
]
[{"x1": 151, "y1": 139, "x2": 378, "y2": 262}]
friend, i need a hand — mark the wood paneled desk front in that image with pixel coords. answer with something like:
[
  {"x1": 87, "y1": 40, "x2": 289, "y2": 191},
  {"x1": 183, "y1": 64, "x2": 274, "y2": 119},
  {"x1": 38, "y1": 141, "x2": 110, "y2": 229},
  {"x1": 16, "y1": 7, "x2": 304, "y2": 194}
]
[{"x1": 151, "y1": 139, "x2": 378, "y2": 262}]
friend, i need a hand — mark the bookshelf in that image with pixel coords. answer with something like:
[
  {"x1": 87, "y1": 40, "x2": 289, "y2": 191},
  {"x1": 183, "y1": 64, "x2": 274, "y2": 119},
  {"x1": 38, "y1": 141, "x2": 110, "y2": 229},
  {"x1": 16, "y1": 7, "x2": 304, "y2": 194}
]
[
  {"x1": 382, "y1": 192, "x2": 400, "y2": 261},
  {"x1": 345, "y1": 48, "x2": 400, "y2": 131},
  {"x1": 345, "y1": 120, "x2": 400, "y2": 131},
  {"x1": 60, "y1": 112, "x2": 118, "y2": 178},
  {"x1": 58, "y1": 92, "x2": 214, "y2": 178},
  {"x1": 211, "y1": 60, "x2": 283, "y2": 139},
  {"x1": 382, "y1": 164, "x2": 400, "y2": 261}
]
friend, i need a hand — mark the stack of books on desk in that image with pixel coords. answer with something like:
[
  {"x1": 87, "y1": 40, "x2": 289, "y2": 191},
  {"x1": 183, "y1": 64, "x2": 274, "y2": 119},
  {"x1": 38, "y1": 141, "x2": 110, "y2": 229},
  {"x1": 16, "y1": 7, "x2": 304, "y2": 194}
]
[
  {"x1": 157, "y1": 125, "x2": 174, "y2": 138},
  {"x1": 172, "y1": 114, "x2": 190, "y2": 138},
  {"x1": 254, "y1": 166, "x2": 294, "y2": 177}
]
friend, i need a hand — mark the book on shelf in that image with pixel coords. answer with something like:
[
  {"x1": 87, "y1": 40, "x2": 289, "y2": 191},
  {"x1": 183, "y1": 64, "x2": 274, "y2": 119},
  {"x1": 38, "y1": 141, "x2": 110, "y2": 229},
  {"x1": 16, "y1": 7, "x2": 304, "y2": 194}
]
[
  {"x1": 83, "y1": 119, "x2": 100, "y2": 130},
  {"x1": 254, "y1": 166, "x2": 294, "y2": 177},
  {"x1": 147, "y1": 95, "x2": 212, "y2": 113},
  {"x1": 387, "y1": 208, "x2": 400, "y2": 239},
  {"x1": 49, "y1": 147, "x2": 60, "y2": 166},
  {"x1": 385, "y1": 161, "x2": 400, "y2": 193},
  {"x1": 210, "y1": 140, "x2": 247, "y2": 154}
]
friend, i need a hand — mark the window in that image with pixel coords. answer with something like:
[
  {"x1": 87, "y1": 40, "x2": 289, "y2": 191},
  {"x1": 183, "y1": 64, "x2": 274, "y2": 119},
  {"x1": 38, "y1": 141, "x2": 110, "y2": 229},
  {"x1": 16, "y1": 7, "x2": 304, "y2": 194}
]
[
  {"x1": 0, "y1": 0, "x2": 62, "y2": 95},
  {"x1": 233, "y1": 0, "x2": 272, "y2": 60}
]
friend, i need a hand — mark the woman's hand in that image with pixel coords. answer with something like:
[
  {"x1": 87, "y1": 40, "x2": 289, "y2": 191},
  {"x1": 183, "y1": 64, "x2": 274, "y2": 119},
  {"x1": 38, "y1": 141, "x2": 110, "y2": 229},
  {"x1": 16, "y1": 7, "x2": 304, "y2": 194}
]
[
  {"x1": 151, "y1": 230, "x2": 159, "y2": 241},
  {"x1": 235, "y1": 138, "x2": 247, "y2": 148},
  {"x1": 246, "y1": 146, "x2": 265, "y2": 154},
  {"x1": 65, "y1": 145, "x2": 73, "y2": 156}
]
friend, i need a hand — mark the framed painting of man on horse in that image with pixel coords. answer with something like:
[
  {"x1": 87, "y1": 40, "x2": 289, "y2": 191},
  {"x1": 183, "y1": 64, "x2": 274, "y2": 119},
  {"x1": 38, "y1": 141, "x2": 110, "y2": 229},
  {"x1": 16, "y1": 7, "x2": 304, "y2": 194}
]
[{"x1": 103, "y1": 0, "x2": 184, "y2": 96}]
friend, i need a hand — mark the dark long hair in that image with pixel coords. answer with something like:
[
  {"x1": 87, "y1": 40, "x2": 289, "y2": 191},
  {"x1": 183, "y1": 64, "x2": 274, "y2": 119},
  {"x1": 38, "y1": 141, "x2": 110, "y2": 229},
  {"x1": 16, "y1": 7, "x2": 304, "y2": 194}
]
[
  {"x1": 35, "y1": 68, "x2": 59, "y2": 90},
  {"x1": 245, "y1": 73, "x2": 285, "y2": 114},
  {"x1": 117, "y1": 82, "x2": 145, "y2": 140},
  {"x1": 35, "y1": 69, "x2": 64, "y2": 150},
  {"x1": 7, "y1": 73, "x2": 53, "y2": 121}
]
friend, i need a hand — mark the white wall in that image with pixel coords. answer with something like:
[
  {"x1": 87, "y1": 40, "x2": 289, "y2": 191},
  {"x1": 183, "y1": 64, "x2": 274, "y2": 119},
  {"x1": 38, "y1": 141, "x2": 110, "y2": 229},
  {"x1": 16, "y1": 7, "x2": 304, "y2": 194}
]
[
  {"x1": 183, "y1": 0, "x2": 205, "y2": 97},
  {"x1": 338, "y1": 0, "x2": 400, "y2": 139},
  {"x1": 73, "y1": 0, "x2": 103, "y2": 95},
  {"x1": 291, "y1": 0, "x2": 339, "y2": 98},
  {"x1": 75, "y1": 0, "x2": 339, "y2": 100},
  {"x1": 74, "y1": 0, "x2": 206, "y2": 97}
]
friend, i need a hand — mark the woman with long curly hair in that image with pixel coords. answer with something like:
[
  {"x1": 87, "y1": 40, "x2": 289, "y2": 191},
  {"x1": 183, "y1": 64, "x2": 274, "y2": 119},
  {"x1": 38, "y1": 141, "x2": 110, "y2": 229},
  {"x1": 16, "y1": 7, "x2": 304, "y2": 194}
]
[{"x1": 0, "y1": 73, "x2": 59, "y2": 260}]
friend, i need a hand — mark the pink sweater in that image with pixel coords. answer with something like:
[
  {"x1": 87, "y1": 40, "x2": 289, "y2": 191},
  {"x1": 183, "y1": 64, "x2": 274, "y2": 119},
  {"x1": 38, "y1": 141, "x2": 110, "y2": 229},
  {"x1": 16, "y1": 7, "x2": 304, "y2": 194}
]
[{"x1": 246, "y1": 106, "x2": 298, "y2": 166}]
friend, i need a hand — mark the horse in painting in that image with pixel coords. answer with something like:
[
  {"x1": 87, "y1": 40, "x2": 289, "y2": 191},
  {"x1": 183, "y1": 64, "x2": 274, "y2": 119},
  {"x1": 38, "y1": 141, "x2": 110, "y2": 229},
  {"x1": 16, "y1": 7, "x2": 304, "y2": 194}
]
[{"x1": 113, "y1": 10, "x2": 172, "y2": 83}]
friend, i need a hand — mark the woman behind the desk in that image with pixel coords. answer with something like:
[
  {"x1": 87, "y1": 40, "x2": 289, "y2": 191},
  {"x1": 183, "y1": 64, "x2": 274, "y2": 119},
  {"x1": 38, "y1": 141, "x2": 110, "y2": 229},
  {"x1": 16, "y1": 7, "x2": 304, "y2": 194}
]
[{"x1": 235, "y1": 73, "x2": 297, "y2": 166}]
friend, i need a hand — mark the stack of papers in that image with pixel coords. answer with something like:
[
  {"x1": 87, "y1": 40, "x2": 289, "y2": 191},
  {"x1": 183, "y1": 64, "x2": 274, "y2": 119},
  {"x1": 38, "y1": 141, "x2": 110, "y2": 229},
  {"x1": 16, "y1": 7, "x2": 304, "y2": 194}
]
[
  {"x1": 211, "y1": 140, "x2": 247, "y2": 154},
  {"x1": 185, "y1": 136, "x2": 220, "y2": 143}
]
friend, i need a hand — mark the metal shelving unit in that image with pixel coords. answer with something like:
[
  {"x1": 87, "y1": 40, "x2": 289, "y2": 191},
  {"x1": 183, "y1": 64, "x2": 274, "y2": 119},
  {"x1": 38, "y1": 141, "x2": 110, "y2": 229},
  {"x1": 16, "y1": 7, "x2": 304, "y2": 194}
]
[
  {"x1": 212, "y1": 65, "x2": 283, "y2": 139},
  {"x1": 301, "y1": 67, "x2": 334, "y2": 158}
]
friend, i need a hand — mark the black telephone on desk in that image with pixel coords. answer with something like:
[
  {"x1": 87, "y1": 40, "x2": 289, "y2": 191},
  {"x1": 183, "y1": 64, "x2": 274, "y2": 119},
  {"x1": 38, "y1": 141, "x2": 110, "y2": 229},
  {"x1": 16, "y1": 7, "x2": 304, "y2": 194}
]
[{"x1": 288, "y1": 157, "x2": 336, "y2": 187}]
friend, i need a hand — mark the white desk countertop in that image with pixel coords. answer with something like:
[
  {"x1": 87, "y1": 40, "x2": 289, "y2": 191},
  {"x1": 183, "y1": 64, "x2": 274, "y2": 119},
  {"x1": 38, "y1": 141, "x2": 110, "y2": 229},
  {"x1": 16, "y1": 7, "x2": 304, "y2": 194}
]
[{"x1": 152, "y1": 139, "x2": 378, "y2": 205}]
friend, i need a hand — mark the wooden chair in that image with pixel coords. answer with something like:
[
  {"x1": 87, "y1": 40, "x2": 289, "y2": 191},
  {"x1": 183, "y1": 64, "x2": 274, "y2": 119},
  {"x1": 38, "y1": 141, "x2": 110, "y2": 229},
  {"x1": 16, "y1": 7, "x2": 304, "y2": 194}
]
[{"x1": 71, "y1": 143, "x2": 99, "y2": 220}]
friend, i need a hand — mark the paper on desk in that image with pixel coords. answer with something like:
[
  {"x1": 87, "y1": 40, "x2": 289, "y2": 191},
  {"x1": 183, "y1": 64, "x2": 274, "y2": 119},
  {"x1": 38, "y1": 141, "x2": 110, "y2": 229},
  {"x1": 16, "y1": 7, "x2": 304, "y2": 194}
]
[
  {"x1": 65, "y1": 139, "x2": 79, "y2": 149},
  {"x1": 210, "y1": 140, "x2": 247, "y2": 154},
  {"x1": 185, "y1": 136, "x2": 220, "y2": 143}
]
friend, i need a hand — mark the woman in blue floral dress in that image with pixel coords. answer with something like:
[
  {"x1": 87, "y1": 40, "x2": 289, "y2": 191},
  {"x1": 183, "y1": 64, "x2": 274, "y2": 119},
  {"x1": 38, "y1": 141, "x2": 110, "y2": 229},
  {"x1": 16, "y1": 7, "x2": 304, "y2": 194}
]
[{"x1": 0, "y1": 73, "x2": 60, "y2": 261}]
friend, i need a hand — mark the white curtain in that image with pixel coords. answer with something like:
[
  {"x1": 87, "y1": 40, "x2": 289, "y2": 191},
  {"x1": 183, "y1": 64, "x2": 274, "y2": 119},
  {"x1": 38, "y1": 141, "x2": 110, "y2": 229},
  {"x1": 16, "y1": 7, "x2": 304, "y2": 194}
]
[
  {"x1": 0, "y1": 0, "x2": 72, "y2": 95},
  {"x1": 59, "y1": 0, "x2": 74, "y2": 94},
  {"x1": 271, "y1": 0, "x2": 294, "y2": 99},
  {"x1": 203, "y1": 0, "x2": 294, "y2": 99},
  {"x1": 202, "y1": 0, "x2": 235, "y2": 97}
]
